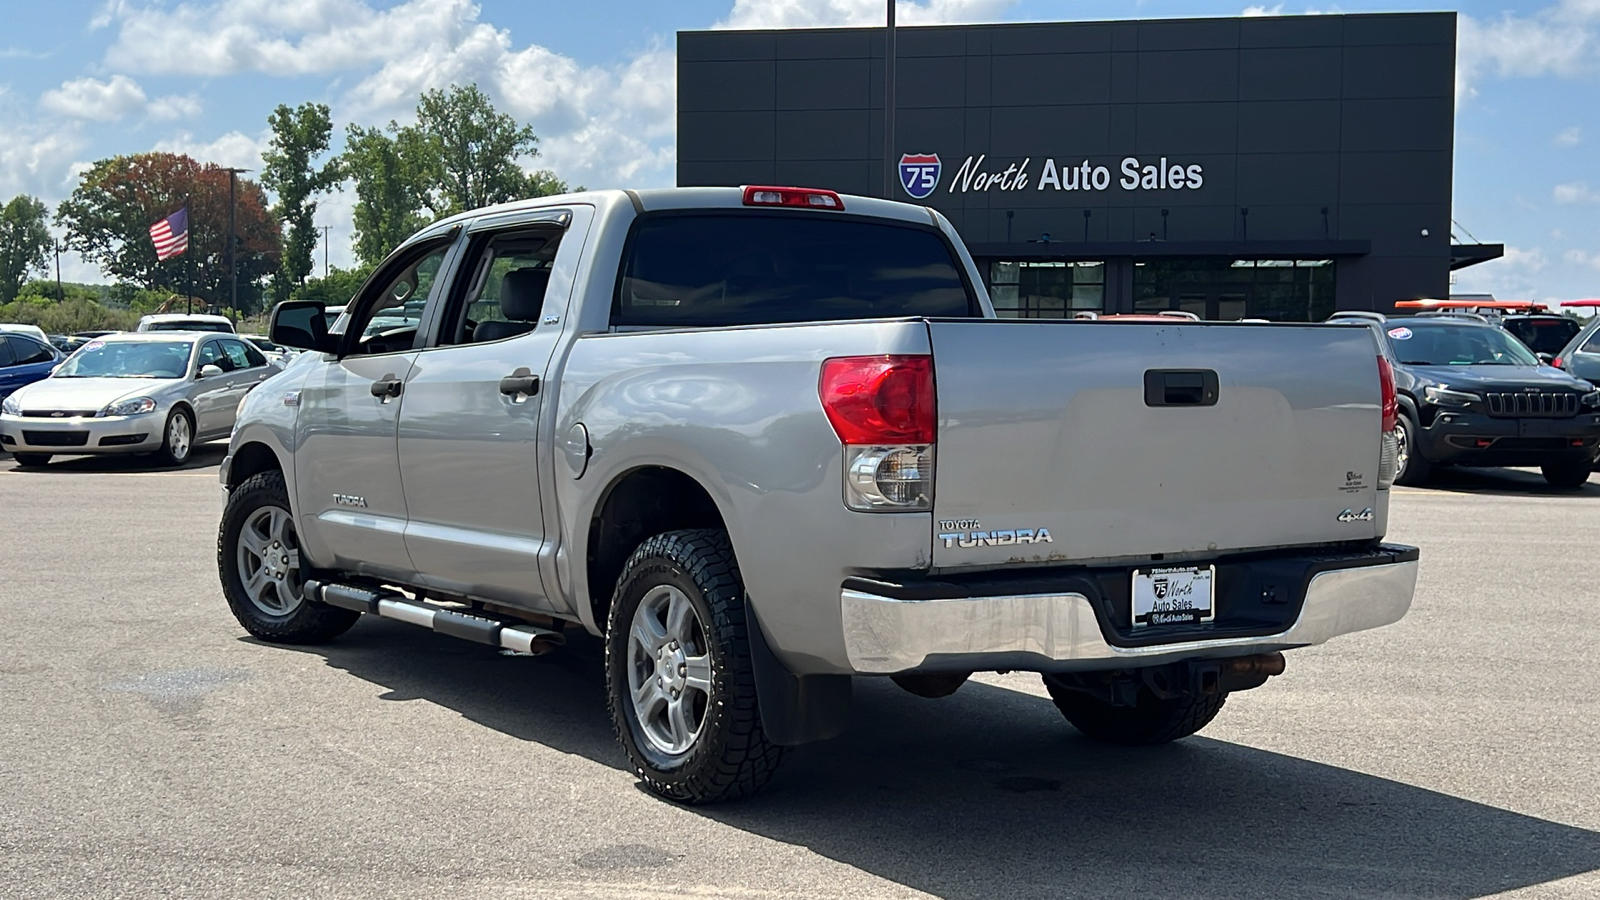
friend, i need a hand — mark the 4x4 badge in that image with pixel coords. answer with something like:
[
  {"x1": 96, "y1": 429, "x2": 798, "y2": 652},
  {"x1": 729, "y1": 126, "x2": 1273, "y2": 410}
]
[{"x1": 1337, "y1": 507, "x2": 1374, "y2": 523}]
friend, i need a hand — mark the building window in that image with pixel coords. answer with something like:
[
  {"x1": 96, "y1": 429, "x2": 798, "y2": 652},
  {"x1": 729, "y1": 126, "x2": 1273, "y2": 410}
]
[
  {"x1": 1133, "y1": 259, "x2": 1334, "y2": 321},
  {"x1": 987, "y1": 261, "x2": 1105, "y2": 318}
]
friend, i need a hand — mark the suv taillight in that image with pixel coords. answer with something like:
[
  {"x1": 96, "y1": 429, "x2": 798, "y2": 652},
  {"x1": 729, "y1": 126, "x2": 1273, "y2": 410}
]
[
  {"x1": 1377, "y1": 355, "x2": 1399, "y2": 489},
  {"x1": 820, "y1": 356, "x2": 935, "y2": 511}
]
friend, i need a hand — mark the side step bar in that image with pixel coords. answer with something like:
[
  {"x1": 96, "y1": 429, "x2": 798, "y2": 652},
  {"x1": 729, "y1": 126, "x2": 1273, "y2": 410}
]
[{"x1": 307, "y1": 581, "x2": 565, "y2": 655}]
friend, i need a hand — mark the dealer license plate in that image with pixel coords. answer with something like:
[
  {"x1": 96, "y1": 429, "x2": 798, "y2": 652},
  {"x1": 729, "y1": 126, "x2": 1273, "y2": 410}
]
[{"x1": 1131, "y1": 565, "x2": 1216, "y2": 627}]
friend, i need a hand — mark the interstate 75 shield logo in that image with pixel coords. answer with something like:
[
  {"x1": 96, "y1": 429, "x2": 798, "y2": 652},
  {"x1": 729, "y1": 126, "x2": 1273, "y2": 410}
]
[{"x1": 899, "y1": 153, "x2": 941, "y2": 199}]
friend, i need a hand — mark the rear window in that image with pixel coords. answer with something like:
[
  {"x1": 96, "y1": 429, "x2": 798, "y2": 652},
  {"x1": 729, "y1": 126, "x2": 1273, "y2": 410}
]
[
  {"x1": 1502, "y1": 316, "x2": 1579, "y2": 354},
  {"x1": 613, "y1": 213, "x2": 977, "y2": 327}
]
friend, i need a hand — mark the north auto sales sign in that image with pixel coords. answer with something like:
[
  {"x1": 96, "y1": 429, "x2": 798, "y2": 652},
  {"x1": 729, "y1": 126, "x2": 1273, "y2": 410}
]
[{"x1": 898, "y1": 151, "x2": 1206, "y2": 197}]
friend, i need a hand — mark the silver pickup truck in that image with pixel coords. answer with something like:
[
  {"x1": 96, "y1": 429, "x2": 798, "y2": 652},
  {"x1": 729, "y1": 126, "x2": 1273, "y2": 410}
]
[{"x1": 218, "y1": 186, "x2": 1418, "y2": 803}]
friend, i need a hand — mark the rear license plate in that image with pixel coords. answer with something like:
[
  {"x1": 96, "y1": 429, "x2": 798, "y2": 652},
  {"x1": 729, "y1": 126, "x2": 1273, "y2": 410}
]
[{"x1": 1131, "y1": 565, "x2": 1216, "y2": 627}]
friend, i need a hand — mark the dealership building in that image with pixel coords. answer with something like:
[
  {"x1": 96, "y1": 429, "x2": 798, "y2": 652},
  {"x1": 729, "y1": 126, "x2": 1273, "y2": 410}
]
[{"x1": 677, "y1": 12, "x2": 1503, "y2": 320}]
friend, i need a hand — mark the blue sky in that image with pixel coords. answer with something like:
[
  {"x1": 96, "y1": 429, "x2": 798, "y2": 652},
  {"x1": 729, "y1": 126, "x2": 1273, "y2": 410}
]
[{"x1": 1, "y1": 0, "x2": 1597, "y2": 302}]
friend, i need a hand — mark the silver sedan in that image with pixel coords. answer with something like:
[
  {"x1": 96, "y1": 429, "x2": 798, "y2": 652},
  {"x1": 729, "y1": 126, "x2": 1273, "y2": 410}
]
[{"x1": 0, "y1": 332, "x2": 280, "y2": 468}]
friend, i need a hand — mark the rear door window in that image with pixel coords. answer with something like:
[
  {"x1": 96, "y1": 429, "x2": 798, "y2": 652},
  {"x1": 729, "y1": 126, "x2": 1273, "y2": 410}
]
[
  {"x1": 0, "y1": 337, "x2": 16, "y2": 367},
  {"x1": 613, "y1": 213, "x2": 977, "y2": 327},
  {"x1": 1504, "y1": 317, "x2": 1580, "y2": 355},
  {"x1": 12, "y1": 337, "x2": 54, "y2": 365}
]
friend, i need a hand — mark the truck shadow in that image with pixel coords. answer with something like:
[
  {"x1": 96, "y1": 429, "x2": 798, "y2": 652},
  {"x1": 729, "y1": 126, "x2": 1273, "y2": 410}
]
[
  {"x1": 1406, "y1": 465, "x2": 1600, "y2": 496},
  {"x1": 275, "y1": 619, "x2": 1600, "y2": 900},
  {"x1": 0, "y1": 445, "x2": 226, "y2": 474}
]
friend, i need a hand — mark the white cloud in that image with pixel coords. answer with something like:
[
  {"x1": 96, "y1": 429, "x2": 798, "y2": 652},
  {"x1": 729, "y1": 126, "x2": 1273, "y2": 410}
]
[
  {"x1": 1452, "y1": 245, "x2": 1551, "y2": 299},
  {"x1": 1457, "y1": 1, "x2": 1600, "y2": 101},
  {"x1": 152, "y1": 129, "x2": 270, "y2": 170},
  {"x1": 1565, "y1": 249, "x2": 1600, "y2": 270},
  {"x1": 39, "y1": 74, "x2": 201, "y2": 122},
  {"x1": 0, "y1": 123, "x2": 87, "y2": 196},
  {"x1": 717, "y1": 0, "x2": 1014, "y2": 29},
  {"x1": 1242, "y1": 5, "x2": 1285, "y2": 16},
  {"x1": 102, "y1": 0, "x2": 490, "y2": 77},
  {"x1": 93, "y1": 0, "x2": 676, "y2": 191},
  {"x1": 40, "y1": 75, "x2": 148, "y2": 121},
  {"x1": 1554, "y1": 181, "x2": 1600, "y2": 203},
  {"x1": 1554, "y1": 126, "x2": 1582, "y2": 147}
]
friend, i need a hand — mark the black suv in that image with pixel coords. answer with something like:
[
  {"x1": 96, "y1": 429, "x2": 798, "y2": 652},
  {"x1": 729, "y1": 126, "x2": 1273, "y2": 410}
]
[
  {"x1": 1332, "y1": 312, "x2": 1600, "y2": 487},
  {"x1": 1500, "y1": 312, "x2": 1581, "y2": 362}
]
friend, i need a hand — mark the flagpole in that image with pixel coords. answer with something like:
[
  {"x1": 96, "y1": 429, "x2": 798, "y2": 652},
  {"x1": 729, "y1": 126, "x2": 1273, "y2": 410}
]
[{"x1": 184, "y1": 197, "x2": 193, "y2": 315}]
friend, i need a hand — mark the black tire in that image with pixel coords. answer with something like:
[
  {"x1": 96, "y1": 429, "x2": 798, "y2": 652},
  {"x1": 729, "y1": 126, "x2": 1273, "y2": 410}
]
[
  {"x1": 1542, "y1": 460, "x2": 1592, "y2": 489},
  {"x1": 605, "y1": 528, "x2": 784, "y2": 804},
  {"x1": 1043, "y1": 677, "x2": 1227, "y2": 745},
  {"x1": 218, "y1": 470, "x2": 359, "y2": 644},
  {"x1": 11, "y1": 453, "x2": 51, "y2": 468},
  {"x1": 1393, "y1": 412, "x2": 1432, "y2": 486},
  {"x1": 153, "y1": 407, "x2": 195, "y2": 467}
]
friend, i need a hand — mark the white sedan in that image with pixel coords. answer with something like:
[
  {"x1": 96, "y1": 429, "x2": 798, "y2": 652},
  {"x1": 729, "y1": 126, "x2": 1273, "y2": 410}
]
[{"x1": 0, "y1": 332, "x2": 280, "y2": 468}]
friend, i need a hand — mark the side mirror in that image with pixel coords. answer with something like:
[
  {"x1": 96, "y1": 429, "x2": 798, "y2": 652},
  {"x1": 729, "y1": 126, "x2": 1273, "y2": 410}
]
[
  {"x1": 269, "y1": 299, "x2": 333, "y2": 353},
  {"x1": 1537, "y1": 352, "x2": 1556, "y2": 366},
  {"x1": 199, "y1": 364, "x2": 225, "y2": 379}
]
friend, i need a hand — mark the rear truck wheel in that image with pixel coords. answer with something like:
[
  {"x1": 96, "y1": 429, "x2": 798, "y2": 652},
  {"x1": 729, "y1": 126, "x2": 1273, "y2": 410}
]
[
  {"x1": 154, "y1": 408, "x2": 194, "y2": 466},
  {"x1": 1043, "y1": 676, "x2": 1228, "y2": 745},
  {"x1": 11, "y1": 453, "x2": 51, "y2": 468},
  {"x1": 1393, "y1": 413, "x2": 1432, "y2": 486},
  {"x1": 605, "y1": 528, "x2": 784, "y2": 804},
  {"x1": 1542, "y1": 459, "x2": 1592, "y2": 488},
  {"x1": 218, "y1": 470, "x2": 359, "y2": 644}
]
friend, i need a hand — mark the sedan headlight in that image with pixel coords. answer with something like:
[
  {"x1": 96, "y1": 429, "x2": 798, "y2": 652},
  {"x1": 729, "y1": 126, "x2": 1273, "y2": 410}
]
[
  {"x1": 104, "y1": 397, "x2": 158, "y2": 417},
  {"x1": 1424, "y1": 386, "x2": 1481, "y2": 408},
  {"x1": 1, "y1": 394, "x2": 20, "y2": 416}
]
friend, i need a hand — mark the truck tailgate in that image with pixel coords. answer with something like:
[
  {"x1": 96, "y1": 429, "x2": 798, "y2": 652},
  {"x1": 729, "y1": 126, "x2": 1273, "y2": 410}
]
[{"x1": 928, "y1": 320, "x2": 1384, "y2": 569}]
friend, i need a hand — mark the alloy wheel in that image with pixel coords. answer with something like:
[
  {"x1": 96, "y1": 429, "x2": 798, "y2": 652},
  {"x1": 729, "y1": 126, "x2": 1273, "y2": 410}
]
[
  {"x1": 236, "y1": 505, "x2": 303, "y2": 617},
  {"x1": 626, "y1": 584, "x2": 713, "y2": 757},
  {"x1": 168, "y1": 413, "x2": 192, "y2": 462}
]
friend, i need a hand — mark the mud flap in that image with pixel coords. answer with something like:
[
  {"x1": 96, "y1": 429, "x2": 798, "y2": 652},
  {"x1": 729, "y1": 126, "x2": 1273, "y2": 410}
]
[{"x1": 747, "y1": 606, "x2": 851, "y2": 746}]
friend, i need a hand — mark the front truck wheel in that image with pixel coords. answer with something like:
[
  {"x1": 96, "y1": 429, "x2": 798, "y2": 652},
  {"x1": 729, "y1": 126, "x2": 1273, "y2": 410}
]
[
  {"x1": 605, "y1": 529, "x2": 784, "y2": 803},
  {"x1": 218, "y1": 470, "x2": 359, "y2": 644}
]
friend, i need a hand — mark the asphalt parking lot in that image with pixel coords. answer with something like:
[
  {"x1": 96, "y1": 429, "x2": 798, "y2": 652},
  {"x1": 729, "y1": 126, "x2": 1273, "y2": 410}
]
[{"x1": 2, "y1": 449, "x2": 1598, "y2": 900}]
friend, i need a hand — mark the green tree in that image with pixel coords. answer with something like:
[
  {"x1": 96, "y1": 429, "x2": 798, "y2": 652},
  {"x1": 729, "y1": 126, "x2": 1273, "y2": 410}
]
[
  {"x1": 339, "y1": 85, "x2": 573, "y2": 267},
  {"x1": 289, "y1": 264, "x2": 373, "y2": 308},
  {"x1": 0, "y1": 195, "x2": 53, "y2": 303},
  {"x1": 56, "y1": 152, "x2": 282, "y2": 313},
  {"x1": 261, "y1": 102, "x2": 342, "y2": 300},
  {"x1": 342, "y1": 124, "x2": 432, "y2": 268},
  {"x1": 415, "y1": 84, "x2": 548, "y2": 215}
]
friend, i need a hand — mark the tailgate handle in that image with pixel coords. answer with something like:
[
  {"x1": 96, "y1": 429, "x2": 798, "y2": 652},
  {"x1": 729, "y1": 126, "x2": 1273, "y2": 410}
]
[{"x1": 1145, "y1": 369, "x2": 1218, "y2": 407}]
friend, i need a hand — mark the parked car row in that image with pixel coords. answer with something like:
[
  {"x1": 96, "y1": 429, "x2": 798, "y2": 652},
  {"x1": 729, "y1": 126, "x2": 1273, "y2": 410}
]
[
  {"x1": 1330, "y1": 310, "x2": 1600, "y2": 487},
  {"x1": 0, "y1": 330, "x2": 283, "y2": 467}
]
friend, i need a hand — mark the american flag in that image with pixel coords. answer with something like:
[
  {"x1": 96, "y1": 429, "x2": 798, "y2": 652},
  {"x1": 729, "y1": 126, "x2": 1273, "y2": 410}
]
[{"x1": 149, "y1": 207, "x2": 188, "y2": 260}]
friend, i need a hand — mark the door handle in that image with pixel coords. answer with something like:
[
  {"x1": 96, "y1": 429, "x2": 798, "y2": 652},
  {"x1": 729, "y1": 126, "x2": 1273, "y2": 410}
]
[
  {"x1": 370, "y1": 377, "x2": 403, "y2": 399},
  {"x1": 499, "y1": 374, "x2": 540, "y2": 397},
  {"x1": 1144, "y1": 369, "x2": 1219, "y2": 407}
]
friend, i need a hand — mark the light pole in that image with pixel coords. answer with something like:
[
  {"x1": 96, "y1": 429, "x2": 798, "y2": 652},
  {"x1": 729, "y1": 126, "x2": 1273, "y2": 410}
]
[
  {"x1": 53, "y1": 239, "x2": 63, "y2": 301},
  {"x1": 883, "y1": 0, "x2": 896, "y2": 199},
  {"x1": 320, "y1": 225, "x2": 332, "y2": 279},
  {"x1": 222, "y1": 167, "x2": 250, "y2": 314}
]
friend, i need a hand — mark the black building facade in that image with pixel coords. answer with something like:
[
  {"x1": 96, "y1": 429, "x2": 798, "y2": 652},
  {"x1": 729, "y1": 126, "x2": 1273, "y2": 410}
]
[{"x1": 678, "y1": 13, "x2": 1498, "y2": 321}]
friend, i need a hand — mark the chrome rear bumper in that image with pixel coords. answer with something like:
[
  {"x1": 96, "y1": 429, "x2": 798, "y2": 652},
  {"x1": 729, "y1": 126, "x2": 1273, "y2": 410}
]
[{"x1": 841, "y1": 556, "x2": 1417, "y2": 675}]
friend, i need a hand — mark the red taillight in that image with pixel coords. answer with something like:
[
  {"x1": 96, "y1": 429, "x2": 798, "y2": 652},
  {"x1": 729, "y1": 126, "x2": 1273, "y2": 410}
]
[
  {"x1": 1377, "y1": 356, "x2": 1397, "y2": 432},
  {"x1": 1553, "y1": 356, "x2": 1564, "y2": 369},
  {"x1": 819, "y1": 356, "x2": 934, "y2": 444},
  {"x1": 742, "y1": 185, "x2": 845, "y2": 210}
]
